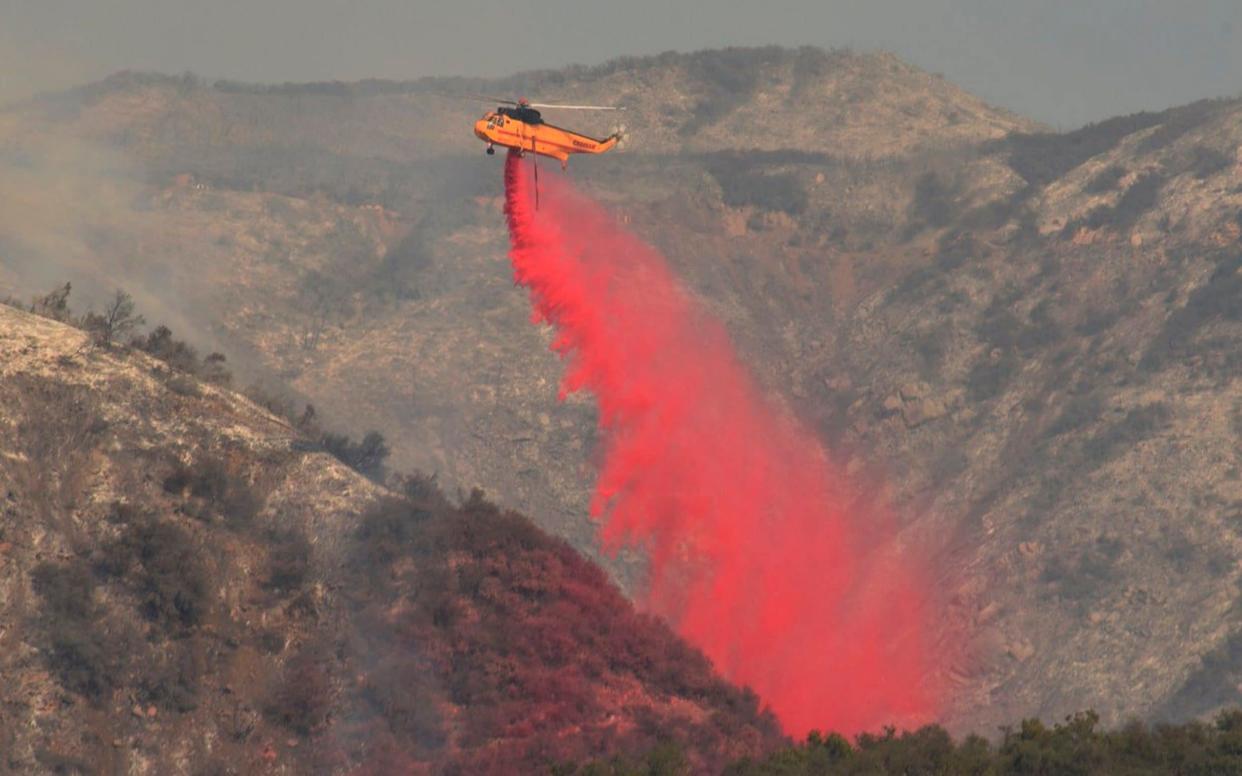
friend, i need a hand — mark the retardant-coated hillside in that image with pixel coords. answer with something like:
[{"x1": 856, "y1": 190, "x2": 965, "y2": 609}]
[{"x1": 0, "y1": 302, "x2": 781, "y2": 774}]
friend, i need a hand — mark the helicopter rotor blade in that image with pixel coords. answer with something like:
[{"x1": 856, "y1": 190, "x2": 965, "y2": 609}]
[
  {"x1": 527, "y1": 103, "x2": 626, "y2": 111},
  {"x1": 426, "y1": 92, "x2": 624, "y2": 110},
  {"x1": 428, "y1": 91, "x2": 520, "y2": 106}
]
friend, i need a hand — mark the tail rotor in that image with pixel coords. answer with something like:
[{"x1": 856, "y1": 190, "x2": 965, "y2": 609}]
[{"x1": 610, "y1": 123, "x2": 629, "y2": 151}]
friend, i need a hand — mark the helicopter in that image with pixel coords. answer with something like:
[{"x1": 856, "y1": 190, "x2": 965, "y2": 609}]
[{"x1": 472, "y1": 97, "x2": 627, "y2": 170}]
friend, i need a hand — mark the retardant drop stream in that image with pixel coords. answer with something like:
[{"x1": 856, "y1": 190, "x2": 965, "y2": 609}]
[{"x1": 503, "y1": 150, "x2": 943, "y2": 737}]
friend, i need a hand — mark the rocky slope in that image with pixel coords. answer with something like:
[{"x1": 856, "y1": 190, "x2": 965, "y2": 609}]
[
  {"x1": 0, "y1": 46, "x2": 1240, "y2": 734},
  {"x1": 0, "y1": 303, "x2": 781, "y2": 773}
]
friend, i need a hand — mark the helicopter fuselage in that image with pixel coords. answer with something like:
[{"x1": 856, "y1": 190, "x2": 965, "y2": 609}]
[{"x1": 474, "y1": 110, "x2": 619, "y2": 168}]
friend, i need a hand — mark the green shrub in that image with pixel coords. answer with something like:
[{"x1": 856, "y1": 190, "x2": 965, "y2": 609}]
[
  {"x1": 708, "y1": 166, "x2": 808, "y2": 215},
  {"x1": 1047, "y1": 393, "x2": 1105, "y2": 437},
  {"x1": 1142, "y1": 253, "x2": 1242, "y2": 371},
  {"x1": 164, "y1": 456, "x2": 262, "y2": 528},
  {"x1": 1062, "y1": 173, "x2": 1165, "y2": 236},
  {"x1": 34, "y1": 749, "x2": 95, "y2": 775},
  {"x1": 320, "y1": 430, "x2": 390, "y2": 480},
  {"x1": 1042, "y1": 537, "x2": 1124, "y2": 602},
  {"x1": 103, "y1": 518, "x2": 209, "y2": 635},
  {"x1": 265, "y1": 530, "x2": 312, "y2": 592},
  {"x1": 966, "y1": 352, "x2": 1020, "y2": 402},
  {"x1": 1112, "y1": 173, "x2": 1165, "y2": 227},
  {"x1": 31, "y1": 561, "x2": 96, "y2": 621},
  {"x1": 139, "y1": 646, "x2": 201, "y2": 712},
  {"x1": 267, "y1": 648, "x2": 332, "y2": 735},
  {"x1": 1136, "y1": 99, "x2": 1232, "y2": 154},
  {"x1": 909, "y1": 171, "x2": 955, "y2": 228},
  {"x1": 1187, "y1": 146, "x2": 1234, "y2": 179},
  {"x1": 29, "y1": 282, "x2": 74, "y2": 322},
  {"x1": 1085, "y1": 165, "x2": 1127, "y2": 193},
  {"x1": 677, "y1": 47, "x2": 791, "y2": 134},
  {"x1": 30, "y1": 561, "x2": 126, "y2": 700},
  {"x1": 1082, "y1": 403, "x2": 1171, "y2": 466},
  {"x1": 133, "y1": 326, "x2": 233, "y2": 385},
  {"x1": 362, "y1": 658, "x2": 447, "y2": 750}
]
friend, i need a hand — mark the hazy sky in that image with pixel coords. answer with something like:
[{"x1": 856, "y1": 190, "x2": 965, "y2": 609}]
[{"x1": 3, "y1": 0, "x2": 1240, "y2": 127}]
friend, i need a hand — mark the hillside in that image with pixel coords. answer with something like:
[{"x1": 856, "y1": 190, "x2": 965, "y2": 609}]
[
  {"x1": 0, "y1": 303, "x2": 782, "y2": 773},
  {"x1": 822, "y1": 100, "x2": 1242, "y2": 730},
  {"x1": 0, "y1": 45, "x2": 1240, "y2": 735},
  {"x1": 0, "y1": 47, "x2": 1037, "y2": 558}
]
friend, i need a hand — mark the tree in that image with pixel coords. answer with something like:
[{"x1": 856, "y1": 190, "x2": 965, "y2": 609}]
[
  {"x1": 321, "y1": 430, "x2": 390, "y2": 480},
  {"x1": 200, "y1": 352, "x2": 232, "y2": 386},
  {"x1": 30, "y1": 282, "x2": 73, "y2": 322},
  {"x1": 82, "y1": 289, "x2": 146, "y2": 346}
]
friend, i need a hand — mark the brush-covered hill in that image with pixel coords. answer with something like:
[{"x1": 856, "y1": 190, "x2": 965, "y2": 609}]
[
  {"x1": 0, "y1": 46, "x2": 1038, "y2": 557},
  {"x1": 0, "y1": 303, "x2": 782, "y2": 774},
  {"x1": 819, "y1": 98, "x2": 1242, "y2": 731},
  {"x1": 0, "y1": 45, "x2": 1240, "y2": 734}
]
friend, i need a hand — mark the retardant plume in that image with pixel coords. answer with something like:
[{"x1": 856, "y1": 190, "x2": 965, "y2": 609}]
[{"x1": 503, "y1": 151, "x2": 942, "y2": 737}]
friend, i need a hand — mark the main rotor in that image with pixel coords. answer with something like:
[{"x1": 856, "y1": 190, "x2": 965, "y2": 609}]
[{"x1": 448, "y1": 92, "x2": 626, "y2": 112}]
